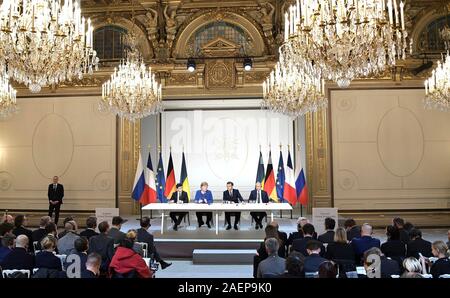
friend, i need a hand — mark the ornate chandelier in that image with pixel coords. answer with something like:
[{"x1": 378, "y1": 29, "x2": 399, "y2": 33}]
[
  {"x1": 262, "y1": 45, "x2": 327, "y2": 117},
  {"x1": 0, "y1": 0, "x2": 98, "y2": 93},
  {"x1": 424, "y1": 52, "x2": 450, "y2": 111},
  {"x1": 283, "y1": 0, "x2": 410, "y2": 88},
  {"x1": 0, "y1": 70, "x2": 17, "y2": 118},
  {"x1": 100, "y1": 33, "x2": 163, "y2": 122}
]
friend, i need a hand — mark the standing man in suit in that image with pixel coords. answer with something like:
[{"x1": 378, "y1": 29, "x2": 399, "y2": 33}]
[
  {"x1": 223, "y1": 181, "x2": 244, "y2": 230},
  {"x1": 48, "y1": 176, "x2": 64, "y2": 225},
  {"x1": 248, "y1": 182, "x2": 269, "y2": 230},
  {"x1": 137, "y1": 216, "x2": 172, "y2": 269},
  {"x1": 169, "y1": 183, "x2": 189, "y2": 231}
]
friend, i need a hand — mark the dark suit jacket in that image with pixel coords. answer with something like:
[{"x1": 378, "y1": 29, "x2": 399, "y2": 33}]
[
  {"x1": 292, "y1": 236, "x2": 326, "y2": 257},
  {"x1": 31, "y1": 228, "x2": 47, "y2": 243},
  {"x1": 304, "y1": 254, "x2": 327, "y2": 273},
  {"x1": 223, "y1": 189, "x2": 244, "y2": 203},
  {"x1": 380, "y1": 256, "x2": 401, "y2": 278},
  {"x1": 381, "y1": 240, "x2": 406, "y2": 258},
  {"x1": 136, "y1": 228, "x2": 155, "y2": 255},
  {"x1": 81, "y1": 269, "x2": 98, "y2": 278},
  {"x1": 430, "y1": 257, "x2": 450, "y2": 278},
  {"x1": 48, "y1": 183, "x2": 64, "y2": 203},
  {"x1": 12, "y1": 226, "x2": 34, "y2": 252},
  {"x1": 35, "y1": 251, "x2": 62, "y2": 271},
  {"x1": 170, "y1": 191, "x2": 189, "y2": 203},
  {"x1": 325, "y1": 242, "x2": 355, "y2": 261},
  {"x1": 88, "y1": 233, "x2": 115, "y2": 272},
  {"x1": 79, "y1": 229, "x2": 99, "y2": 240},
  {"x1": 346, "y1": 226, "x2": 361, "y2": 241},
  {"x1": 248, "y1": 190, "x2": 269, "y2": 203},
  {"x1": 318, "y1": 230, "x2": 335, "y2": 244},
  {"x1": 0, "y1": 247, "x2": 35, "y2": 271},
  {"x1": 406, "y1": 238, "x2": 432, "y2": 259},
  {"x1": 398, "y1": 228, "x2": 410, "y2": 244},
  {"x1": 286, "y1": 231, "x2": 318, "y2": 247},
  {"x1": 351, "y1": 236, "x2": 381, "y2": 261},
  {"x1": 107, "y1": 227, "x2": 126, "y2": 245}
]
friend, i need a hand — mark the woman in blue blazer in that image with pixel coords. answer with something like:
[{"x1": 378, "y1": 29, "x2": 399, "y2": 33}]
[{"x1": 194, "y1": 182, "x2": 213, "y2": 229}]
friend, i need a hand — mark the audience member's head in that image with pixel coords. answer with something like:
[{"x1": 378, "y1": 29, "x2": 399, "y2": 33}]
[
  {"x1": 264, "y1": 225, "x2": 279, "y2": 242},
  {"x1": 39, "y1": 216, "x2": 52, "y2": 228},
  {"x1": 98, "y1": 221, "x2": 110, "y2": 234},
  {"x1": 324, "y1": 217, "x2": 336, "y2": 231},
  {"x1": 409, "y1": 228, "x2": 422, "y2": 240},
  {"x1": 393, "y1": 217, "x2": 405, "y2": 229},
  {"x1": 2, "y1": 214, "x2": 13, "y2": 224},
  {"x1": 344, "y1": 218, "x2": 357, "y2": 230},
  {"x1": 386, "y1": 225, "x2": 400, "y2": 241},
  {"x1": 403, "y1": 222, "x2": 414, "y2": 232},
  {"x1": 1, "y1": 233, "x2": 16, "y2": 248},
  {"x1": 264, "y1": 237, "x2": 279, "y2": 256},
  {"x1": 269, "y1": 221, "x2": 279, "y2": 231},
  {"x1": 296, "y1": 222, "x2": 302, "y2": 232},
  {"x1": 14, "y1": 214, "x2": 26, "y2": 228},
  {"x1": 286, "y1": 252, "x2": 305, "y2": 276},
  {"x1": 86, "y1": 216, "x2": 97, "y2": 230},
  {"x1": 112, "y1": 216, "x2": 126, "y2": 228},
  {"x1": 126, "y1": 229, "x2": 137, "y2": 244},
  {"x1": 361, "y1": 223, "x2": 373, "y2": 237},
  {"x1": 64, "y1": 220, "x2": 77, "y2": 232},
  {"x1": 15, "y1": 234, "x2": 29, "y2": 249},
  {"x1": 74, "y1": 237, "x2": 89, "y2": 253},
  {"x1": 140, "y1": 216, "x2": 151, "y2": 229},
  {"x1": 119, "y1": 238, "x2": 134, "y2": 250},
  {"x1": 63, "y1": 216, "x2": 75, "y2": 226},
  {"x1": 306, "y1": 240, "x2": 322, "y2": 256},
  {"x1": 403, "y1": 257, "x2": 422, "y2": 273},
  {"x1": 302, "y1": 223, "x2": 315, "y2": 237},
  {"x1": 297, "y1": 217, "x2": 308, "y2": 227},
  {"x1": 431, "y1": 240, "x2": 449, "y2": 258},
  {"x1": 318, "y1": 261, "x2": 337, "y2": 278},
  {"x1": 334, "y1": 227, "x2": 348, "y2": 244},
  {"x1": 0, "y1": 222, "x2": 14, "y2": 236},
  {"x1": 41, "y1": 235, "x2": 57, "y2": 252},
  {"x1": 86, "y1": 253, "x2": 102, "y2": 275},
  {"x1": 45, "y1": 222, "x2": 58, "y2": 237}
]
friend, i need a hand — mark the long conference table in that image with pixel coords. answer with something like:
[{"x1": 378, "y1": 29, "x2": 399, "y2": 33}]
[{"x1": 142, "y1": 202, "x2": 293, "y2": 235}]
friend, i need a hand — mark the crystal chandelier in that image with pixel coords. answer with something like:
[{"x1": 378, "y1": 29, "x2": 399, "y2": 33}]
[
  {"x1": 283, "y1": 0, "x2": 410, "y2": 88},
  {"x1": 424, "y1": 52, "x2": 450, "y2": 111},
  {"x1": 0, "y1": 0, "x2": 99, "y2": 93},
  {"x1": 262, "y1": 44, "x2": 327, "y2": 117},
  {"x1": 100, "y1": 32, "x2": 163, "y2": 122},
  {"x1": 0, "y1": 70, "x2": 17, "y2": 118}
]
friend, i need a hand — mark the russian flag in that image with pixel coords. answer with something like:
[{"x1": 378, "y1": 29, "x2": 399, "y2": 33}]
[
  {"x1": 283, "y1": 150, "x2": 297, "y2": 205},
  {"x1": 141, "y1": 152, "x2": 158, "y2": 205},
  {"x1": 132, "y1": 151, "x2": 145, "y2": 202},
  {"x1": 294, "y1": 152, "x2": 308, "y2": 206}
]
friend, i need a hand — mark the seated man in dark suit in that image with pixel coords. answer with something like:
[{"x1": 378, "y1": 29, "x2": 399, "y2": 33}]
[
  {"x1": 270, "y1": 221, "x2": 288, "y2": 256},
  {"x1": 363, "y1": 247, "x2": 400, "y2": 278},
  {"x1": 344, "y1": 218, "x2": 361, "y2": 241},
  {"x1": 88, "y1": 221, "x2": 115, "y2": 275},
  {"x1": 223, "y1": 181, "x2": 244, "y2": 230},
  {"x1": 31, "y1": 216, "x2": 52, "y2": 247},
  {"x1": 0, "y1": 233, "x2": 15, "y2": 263},
  {"x1": 406, "y1": 228, "x2": 432, "y2": 259},
  {"x1": 169, "y1": 183, "x2": 189, "y2": 231},
  {"x1": 304, "y1": 240, "x2": 328, "y2": 273},
  {"x1": 79, "y1": 216, "x2": 99, "y2": 240},
  {"x1": 65, "y1": 237, "x2": 89, "y2": 272},
  {"x1": 248, "y1": 182, "x2": 269, "y2": 230},
  {"x1": 108, "y1": 216, "x2": 127, "y2": 244},
  {"x1": 318, "y1": 217, "x2": 336, "y2": 244},
  {"x1": 137, "y1": 216, "x2": 171, "y2": 269},
  {"x1": 12, "y1": 214, "x2": 33, "y2": 253},
  {"x1": 81, "y1": 253, "x2": 102, "y2": 278},
  {"x1": 292, "y1": 223, "x2": 325, "y2": 257},
  {"x1": 1, "y1": 234, "x2": 34, "y2": 271},
  {"x1": 351, "y1": 223, "x2": 381, "y2": 264},
  {"x1": 393, "y1": 217, "x2": 410, "y2": 245}
]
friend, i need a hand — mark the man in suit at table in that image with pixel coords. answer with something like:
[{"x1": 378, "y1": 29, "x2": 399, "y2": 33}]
[
  {"x1": 248, "y1": 182, "x2": 269, "y2": 230},
  {"x1": 223, "y1": 181, "x2": 244, "y2": 230},
  {"x1": 48, "y1": 176, "x2": 64, "y2": 225},
  {"x1": 169, "y1": 183, "x2": 189, "y2": 231}
]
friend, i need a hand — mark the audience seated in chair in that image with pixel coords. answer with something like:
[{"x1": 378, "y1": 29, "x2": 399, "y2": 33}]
[
  {"x1": 253, "y1": 225, "x2": 286, "y2": 277},
  {"x1": 0, "y1": 233, "x2": 15, "y2": 263},
  {"x1": 31, "y1": 216, "x2": 52, "y2": 245},
  {"x1": 318, "y1": 261, "x2": 337, "y2": 278},
  {"x1": 287, "y1": 218, "x2": 318, "y2": 247},
  {"x1": 0, "y1": 234, "x2": 34, "y2": 271},
  {"x1": 325, "y1": 227, "x2": 356, "y2": 275},
  {"x1": 35, "y1": 235, "x2": 62, "y2": 271},
  {"x1": 351, "y1": 223, "x2": 381, "y2": 264},
  {"x1": 64, "y1": 237, "x2": 89, "y2": 272},
  {"x1": 12, "y1": 214, "x2": 33, "y2": 253},
  {"x1": 425, "y1": 241, "x2": 450, "y2": 278},
  {"x1": 57, "y1": 217, "x2": 76, "y2": 239},
  {"x1": 406, "y1": 228, "x2": 432, "y2": 259},
  {"x1": 88, "y1": 221, "x2": 115, "y2": 275},
  {"x1": 304, "y1": 240, "x2": 327, "y2": 273},
  {"x1": 400, "y1": 257, "x2": 423, "y2": 278},
  {"x1": 269, "y1": 221, "x2": 287, "y2": 256},
  {"x1": 109, "y1": 237, "x2": 152, "y2": 278},
  {"x1": 81, "y1": 253, "x2": 102, "y2": 278},
  {"x1": 381, "y1": 225, "x2": 406, "y2": 265},
  {"x1": 363, "y1": 247, "x2": 400, "y2": 278},
  {"x1": 279, "y1": 251, "x2": 305, "y2": 278},
  {"x1": 256, "y1": 238, "x2": 286, "y2": 278},
  {"x1": 292, "y1": 223, "x2": 325, "y2": 257},
  {"x1": 126, "y1": 229, "x2": 144, "y2": 256},
  {"x1": 108, "y1": 216, "x2": 127, "y2": 245},
  {"x1": 136, "y1": 216, "x2": 171, "y2": 269},
  {"x1": 344, "y1": 218, "x2": 361, "y2": 242},
  {"x1": 318, "y1": 217, "x2": 336, "y2": 244},
  {"x1": 393, "y1": 217, "x2": 410, "y2": 245},
  {"x1": 79, "y1": 216, "x2": 99, "y2": 240},
  {"x1": 57, "y1": 221, "x2": 80, "y2": 256}
]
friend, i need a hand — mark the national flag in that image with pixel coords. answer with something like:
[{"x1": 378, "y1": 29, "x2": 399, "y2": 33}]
[
  {"x1": 276, "y1": 150, "x2": 285, "y2": 202},
  {"x1": 180, "y1": 151, "x2": 191, "y2": 201},
  {"x1": 156, "y1": 151, "x2": 167, "y2": 203},
  {"x1": 164, "y1": 151, "x2": 176, "y2": 199},
  {"x1": 255, "y1": 150, "x2": 265, "y2": 188},
  {"x1": 283, "y1": 150, "x2": 297, "y2": 205},
  {"x1": 131, "y1": 151, "x2": 145, "y2": 202},
  {"x1": 263, "y1": 150, "x2": 278, "y2": 202},
  {"x1": 141, "y1": 151, "x2": 158, "y2": 205},
  {"x1": 295, "y1": 150, "x2": 308, "y2": 206}
]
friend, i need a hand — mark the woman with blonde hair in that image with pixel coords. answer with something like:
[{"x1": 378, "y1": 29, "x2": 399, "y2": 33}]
[
  {"x1": 325, "y1": 227, "x2": 355, "y2": 262},
  {"x1": 194, "y1": 181, "x2": 213, "y2": 228},
  {"x1": 126, "y1": 229, "x2": 144, "y2": 257},
  {"x1": 429, "y1": 240, "x2": 450, "y2": 278},
  {"x1": 401, "y1": 257, "x2": 423, "y2": 278},
  {"x1": 35, "y1": 235, "x2": 62, "y2": 271}
]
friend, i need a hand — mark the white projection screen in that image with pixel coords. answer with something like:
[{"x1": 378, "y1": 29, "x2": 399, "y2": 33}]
[{"x1": 161, "y1": 110, "x2": 294, "y2": 200}]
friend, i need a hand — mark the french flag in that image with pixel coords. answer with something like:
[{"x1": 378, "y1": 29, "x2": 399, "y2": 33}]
[
  {"x1": 132, "y1": 151, "x2": 145, "y2": 202},
  {"x1": 141, "y1": 152, "x2": 158, "y2": 205},
  {"x1": 295, "y1": 152, "x2": 308, "y2": 206},
  {"x1": 283, "y1": 150, "x2": 297, "y2": 205}
]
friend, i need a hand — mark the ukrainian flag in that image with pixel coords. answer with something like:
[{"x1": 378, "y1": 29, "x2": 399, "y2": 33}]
[{"x1": 180, "y1": 151, "x2": 191, "y2": 201}]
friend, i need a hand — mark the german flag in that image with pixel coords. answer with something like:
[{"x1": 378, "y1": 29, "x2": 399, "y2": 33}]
[
  {"x1": 263, "y1": 150, "x2": 278, "y2": 202},
  {"x1": 163, "y1": 151, "x2": 176, "y2": 199}
]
